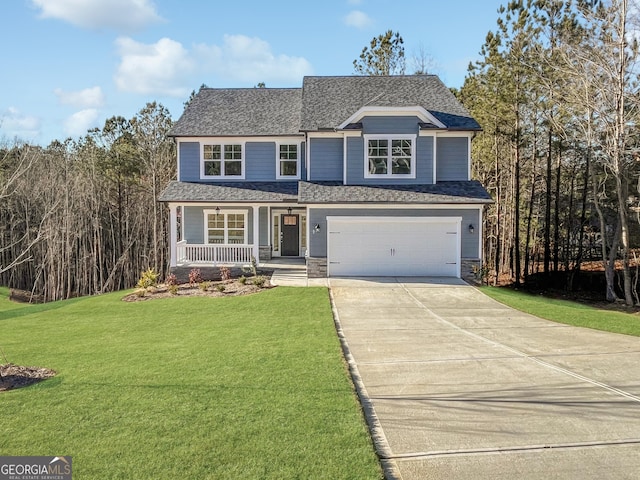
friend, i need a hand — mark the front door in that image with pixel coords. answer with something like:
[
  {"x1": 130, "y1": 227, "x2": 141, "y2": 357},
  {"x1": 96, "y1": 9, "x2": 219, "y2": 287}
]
[{"x1": 281, "y1": 214, "x2": 299, "y2": 256}]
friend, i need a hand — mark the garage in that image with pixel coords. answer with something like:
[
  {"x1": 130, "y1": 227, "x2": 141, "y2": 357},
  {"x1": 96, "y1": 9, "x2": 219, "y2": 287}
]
[{"x1": 327, "y1": 216, "x2": 461, "y2": 277}]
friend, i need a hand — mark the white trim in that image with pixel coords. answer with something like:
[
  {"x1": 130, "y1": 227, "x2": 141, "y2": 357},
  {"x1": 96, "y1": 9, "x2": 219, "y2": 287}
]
[
  {"x1": 327, "y1": 216, "x2": 463, "y2": 224},
  {"x1": 363, "y1": 134, "x2": 417, "y2": 179},
  {"x1": 271, "y1": 208, "x2": 307, "y2": 257},
  {"x1": 200, "y1": 141, "x2": 246, "y2": 180},
  {"x1": 203, "y1": 209, "x2": 248, "y2": 245},
  {"x1": 252, "y1": 206, "x2": 260, "y2": 262},
  {"x1": 468, "y1": 136, "x2": 472, "y2": 181},
  {"x1": 169, "y1": 204, "x2": 178, "y2": 267},
  {"x1": 435, "y1": 132, "x2": 474, "y2": 138},
  {"x1": 271, "y1": 210, "x2": 281, "y2": 256},
  {"x1": 275, "y1": 141, "x2": 302, "y2": 180},
  {"x1": 304, "y1": 134, "x2": 310, "y2": 181},
  {"x1": 177, "y1": 135, "x2": 303, "y2": 143},
  {"x1": 176, "y1": 202, "x2": 485, "y2": 210},
  {"x1": 307, "y1": 203, "x2": 483, "y2": 210},
  {"x1": 418, "y1": 129, "x2": 447, "y2": 137},
  {"x1": 343, "y1": 136, "x2": 348, "y2": 184},
  {"x1": 174, "y1": 138, "x2": 181, "y2": 182},
  {"x1": 432, "y1": 134, "x2": 437, "y2": 184},
  {"x1": 343, "y1": 131, "x2": 362, "y2": 137},
  {"x1": 338, "y1": 106, "x2": 447, "y2": 130},
  {"x1": 305, "y1": 131, "x2": 343, "y2": 138},
  {"x1": 477, "y1": 206, "x2": 484, "y2": 260}
]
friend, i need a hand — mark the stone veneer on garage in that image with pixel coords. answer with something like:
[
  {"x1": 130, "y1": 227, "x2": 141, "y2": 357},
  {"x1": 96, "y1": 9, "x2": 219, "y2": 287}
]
[{"x1": 307, "y1": 257, "x2": 482, "y2": 284}]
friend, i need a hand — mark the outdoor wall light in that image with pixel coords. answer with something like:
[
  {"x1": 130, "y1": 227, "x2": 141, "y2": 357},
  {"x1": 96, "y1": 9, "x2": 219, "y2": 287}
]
[
  {"x1": 468, "y1": 224, "x2": 475, "y2": 234},
  {"x1": 313, "y1": 223, "x2": 321, "y2": 234},
  {"x1": 287, "y1": 207, "x2": 292, "y2": 215},
  {"x1": 215, "y1": 206, "x2": 220, "y2": 214}
]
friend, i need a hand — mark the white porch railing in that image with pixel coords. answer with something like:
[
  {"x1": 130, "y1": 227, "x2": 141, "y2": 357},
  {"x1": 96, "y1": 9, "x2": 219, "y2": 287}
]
[{"x1": 176, "y1": 241, "x2": 253, "y2": 265}]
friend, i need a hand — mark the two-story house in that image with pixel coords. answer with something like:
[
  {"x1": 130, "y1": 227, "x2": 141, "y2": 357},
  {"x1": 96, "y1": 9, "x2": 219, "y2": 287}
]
[{"x1": 159, "y1": 75, "x2": 492, "y2": 281}]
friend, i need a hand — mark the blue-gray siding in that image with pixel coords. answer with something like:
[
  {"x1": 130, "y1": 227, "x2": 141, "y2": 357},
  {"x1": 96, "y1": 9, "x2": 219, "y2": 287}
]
[
  {"x1": 183, "y1": 206, "x2": 255, "y2": 244},
  {"x1": 246, "y1": 142, "x2": 275, "y2": 181},
  {"x1": 309, "y1": 138, "x2": 343, "y2": 181},
  {"x1": 179, "y1": 142, "x2": 200, "y2": 182},
  {"x1": 436, "y1": 137, "x2": 469, "y2": 181},
  {"x1": 307, "y1": 208, "x2": 480, "y2": 259},
  {"x1": 179, "y1": 140, "x2": 306, "y2": 182},
  {"x1": 361, "y1": 116, "x2": 420, "y2": 135}
]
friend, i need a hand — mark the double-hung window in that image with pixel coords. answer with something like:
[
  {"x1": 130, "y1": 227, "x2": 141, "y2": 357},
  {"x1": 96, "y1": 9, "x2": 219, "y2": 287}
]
[
  {"x1": 364, "y1": 134, "x2": 416, "y2": 178},
  {"x1": 202, "y1": 143, "x2": 244, "y2": 179},
  {"x1": 276, "y1": 143, "x2": 300, "y2": 179},
  {"x1": 205, "y1": 211, "x2": 247, "y2": 244}
]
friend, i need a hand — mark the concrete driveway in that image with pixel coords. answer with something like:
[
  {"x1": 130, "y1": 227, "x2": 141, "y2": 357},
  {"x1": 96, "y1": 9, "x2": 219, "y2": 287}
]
[{"x1": 329, "y1": 277, "x2": 640, "y2": 480}]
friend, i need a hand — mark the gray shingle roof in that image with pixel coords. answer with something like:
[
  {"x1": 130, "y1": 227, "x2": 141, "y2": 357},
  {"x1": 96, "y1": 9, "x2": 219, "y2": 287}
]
[
  {"x1": 158, "y1": 181, "x2": 299, "y2": 203},
  {"x1": 169, "y1": 75, "x2": 481, "y2": 137},
  {"x1": 169, "y1": 88, "x2": 303, "y2": 137},
  {"x1": 298, "y1": 181, "x2": 493, "y2": 204},
  {"x1": 159, "y1": 180, "x2": 492, "y2": 205},
  {"x1": 300, "y1": 75, "x2": 480, "y2": 131}
]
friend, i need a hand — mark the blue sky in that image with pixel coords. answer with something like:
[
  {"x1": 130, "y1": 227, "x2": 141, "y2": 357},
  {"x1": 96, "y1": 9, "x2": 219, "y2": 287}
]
[{"x1": 0, "y1": 0, "x2": 506, "y2": 146}]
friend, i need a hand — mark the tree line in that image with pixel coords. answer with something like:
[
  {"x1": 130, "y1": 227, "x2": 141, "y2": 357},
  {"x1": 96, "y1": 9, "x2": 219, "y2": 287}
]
[
  {"x1": 3, "y1": 2, "x2": 640, "y2": 304},
  {"x1": 457, "y1": 0, "x2": 640, "y2": 305},
  {"x1": 0, "y1": 102, "x2": 175, "y2": 302}
]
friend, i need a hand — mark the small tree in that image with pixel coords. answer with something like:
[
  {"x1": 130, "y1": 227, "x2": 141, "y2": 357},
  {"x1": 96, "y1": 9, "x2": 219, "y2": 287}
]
[{"x1": 353, "y1": 30, "x2": 405, "y2": 76}]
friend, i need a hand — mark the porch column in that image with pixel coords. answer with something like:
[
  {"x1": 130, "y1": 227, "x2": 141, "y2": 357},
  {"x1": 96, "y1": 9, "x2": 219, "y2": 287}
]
[
  {"x1": 252, "y1": 205, "x2": 260, "y2": 265},
  {"x1": 169, "y1": 203, "x2": 178, "y2": 268}
]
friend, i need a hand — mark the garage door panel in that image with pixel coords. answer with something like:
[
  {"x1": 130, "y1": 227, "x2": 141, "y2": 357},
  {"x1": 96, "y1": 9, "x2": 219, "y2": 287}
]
[{"x1": 328, "y1": 217, "x2": 461, "y2": 277}]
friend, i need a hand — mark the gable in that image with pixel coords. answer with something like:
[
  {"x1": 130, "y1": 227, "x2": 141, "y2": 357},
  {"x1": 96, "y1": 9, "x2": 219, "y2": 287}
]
[{"x1": 300, "y1": 75, "x2": 481, "y2": 132}]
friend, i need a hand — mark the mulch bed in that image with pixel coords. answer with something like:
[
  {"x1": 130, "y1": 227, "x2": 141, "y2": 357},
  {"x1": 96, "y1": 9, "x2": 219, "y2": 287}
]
[
  {"x1": 121, "y1": 278, "x2": 273, "y2": 302},
  {"x1": 0, "y1": 364, "x2": 56, "y2": 392}
]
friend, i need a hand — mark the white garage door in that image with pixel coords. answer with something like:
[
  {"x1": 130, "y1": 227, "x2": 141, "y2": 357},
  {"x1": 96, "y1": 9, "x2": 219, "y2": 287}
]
[{"x1": 327, "y1": 216, "x2": 461, "y2": 277}]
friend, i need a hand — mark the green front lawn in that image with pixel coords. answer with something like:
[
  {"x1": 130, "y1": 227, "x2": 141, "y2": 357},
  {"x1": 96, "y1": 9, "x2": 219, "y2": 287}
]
[
  {"x1": 480, "y1": 286, "x2": 640, "y2": 337},
  {"x1": 0, "y1": 287, "x2": 382, "y2": 479}
]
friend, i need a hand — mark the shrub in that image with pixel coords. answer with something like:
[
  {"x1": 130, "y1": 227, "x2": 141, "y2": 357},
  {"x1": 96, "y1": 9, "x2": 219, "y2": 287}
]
[
  {"x1": 199, "y1": 281, "x2": 210, "y2": 291},
  {"x1": 137, "y1": 268, "x2": 159, "y2": 289},
  {"x1": 219, "y1": 266, "x2": 231, "y2": 281},
  {"x1": 189, "y1": 268, "x2": 202, "y2": 286},
  {"x1": 165, "y1": 273, "x2": 178, "y2": 286},
  {"x1": 253, "y1": 276, "x2": 266, "y2": 288},
  {"x1": 168, "y1": 284, "x2": 178, "y2": 295},
  {"x1": 239, "y1": 275, "x2": 247, "y2": 285},
  {"x1": 242, "y1": 257, "x2": 258, "y2": 277},
  {"x1": 216, "y1": 284, "x2": 226, "y2": 293}
]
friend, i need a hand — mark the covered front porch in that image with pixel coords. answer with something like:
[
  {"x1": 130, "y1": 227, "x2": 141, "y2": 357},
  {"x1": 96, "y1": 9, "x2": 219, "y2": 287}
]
[{"x1": 167, "y1": 203, "x2": 308, "y2": 268}]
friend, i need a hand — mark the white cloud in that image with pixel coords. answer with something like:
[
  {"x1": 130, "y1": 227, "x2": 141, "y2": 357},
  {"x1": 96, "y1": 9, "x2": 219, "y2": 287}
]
[
  {"x1": 343, "y1": 10, "x2": 373, "y2": 29},
  {"x1": 114, "y1": 37, "x2": 194, "y2": 96},
  {"x1": 31, "y1": 0, "x2": 162, "y2": 33},
  {"x1": 0, "y1": 107, "x2": 41, "y2": 139},
  {"x1": 63, "y1": 109, "x2": 100, "y2": 136},
  {"x1": 54, "y1": 86, "x2": 105, "y2": 108},
  {"x1": 194, "y1": 34, "x2": 313, "y2": 84}
]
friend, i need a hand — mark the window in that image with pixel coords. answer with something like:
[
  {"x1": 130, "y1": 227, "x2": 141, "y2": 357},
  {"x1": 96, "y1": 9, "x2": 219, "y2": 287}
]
[
  {"x1": 202, "y1": 143, "x2": 243, "y2": 178},
  {"x1": 205, "y1": 211, "x2": 247, "y2": 244},
  {"x1": 272, "y1": 214, "x2": 279, "y2": 252},
  {"x1": 364, "y1": 135, "x2": 416, "y2": 178},
  {"x1": 277, "y1": 143, "x2": 300, "y2": 179},
  {"x1": 301, "y1": 215, "x2": 307, "y2": 251}
]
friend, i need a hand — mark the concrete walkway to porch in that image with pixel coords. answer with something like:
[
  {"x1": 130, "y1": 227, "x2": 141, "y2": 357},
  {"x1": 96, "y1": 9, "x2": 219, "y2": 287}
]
[{"x1": 265, "y1": 258, "x2": 329, "y2": 287}]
